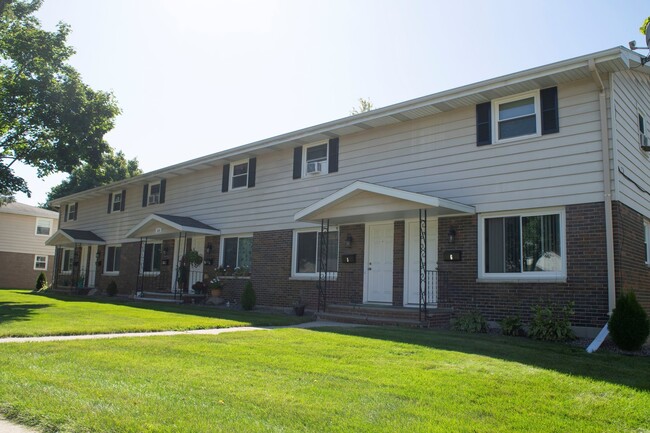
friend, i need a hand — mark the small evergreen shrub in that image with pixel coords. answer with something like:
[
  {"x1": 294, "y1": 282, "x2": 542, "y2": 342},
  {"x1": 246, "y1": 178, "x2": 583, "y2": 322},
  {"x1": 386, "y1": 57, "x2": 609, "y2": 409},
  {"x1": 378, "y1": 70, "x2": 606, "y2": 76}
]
[
  {"x1": 529, "y1": 302, "x2": 575, "y2": 341},
  {"x1": 241, "y1": 281, "x2": 256, "y2": 310},
  {"x1": 608, "y1": 291, "x2": 650, "y2": 351},
  {"x1": 500, "y1": 315, "x2": 523, "y2": 336},
  {"x1": 106, "y1": 281, "x2": 118, "y2": 297},
  {"x1": 35, "y1": 272, "x2": 48, "y2": 291},
  {"x1": 452, "y1": 310, "x2": 487, "y2": 333}
]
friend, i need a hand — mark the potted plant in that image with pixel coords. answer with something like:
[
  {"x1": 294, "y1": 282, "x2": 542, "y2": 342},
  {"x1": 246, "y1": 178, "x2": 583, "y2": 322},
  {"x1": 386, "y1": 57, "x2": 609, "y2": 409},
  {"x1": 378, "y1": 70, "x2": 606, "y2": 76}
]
[
  {"x1": 293, "y1": 297, "x2": 307, "y2": 316},
  {"x1": 208, "y1": 277, "x2": 223, "y2": 298},
  {"x1": 192, "y1": 281, "x2": 207, "y2": 295},
  {"x1": 184, "y1": 250, "x2": 203, "y2": 268}
]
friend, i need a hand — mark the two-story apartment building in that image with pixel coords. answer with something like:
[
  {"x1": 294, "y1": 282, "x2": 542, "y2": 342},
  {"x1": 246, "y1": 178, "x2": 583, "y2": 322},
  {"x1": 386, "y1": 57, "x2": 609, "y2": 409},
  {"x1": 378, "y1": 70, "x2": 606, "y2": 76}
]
[
  {"x1": 0, "y1": 202, "x2": 58, "y2": 289},
  {"x1": 47, "y1": 47, "x2": 650, "y2": 335}
]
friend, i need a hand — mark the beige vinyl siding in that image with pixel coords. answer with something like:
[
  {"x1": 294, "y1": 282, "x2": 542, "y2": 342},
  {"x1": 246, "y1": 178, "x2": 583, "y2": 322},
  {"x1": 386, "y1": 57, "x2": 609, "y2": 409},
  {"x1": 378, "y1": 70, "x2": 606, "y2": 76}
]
[
  {"x1": 0, "y1": 214, "x2": 57, "y2": 255},
  {"x1": 611, "y1": 70, "x2": 650, "y2": 218},
  {"x1": 60, "y1": 78, "x2": 607, "y2": 242}
]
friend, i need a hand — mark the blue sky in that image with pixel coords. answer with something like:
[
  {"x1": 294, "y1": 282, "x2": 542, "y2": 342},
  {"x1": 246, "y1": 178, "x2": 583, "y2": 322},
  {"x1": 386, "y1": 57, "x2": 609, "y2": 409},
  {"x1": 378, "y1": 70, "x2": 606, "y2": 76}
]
[{"x1": 13, "y1": 0, "x2": 649, "y2": 205}]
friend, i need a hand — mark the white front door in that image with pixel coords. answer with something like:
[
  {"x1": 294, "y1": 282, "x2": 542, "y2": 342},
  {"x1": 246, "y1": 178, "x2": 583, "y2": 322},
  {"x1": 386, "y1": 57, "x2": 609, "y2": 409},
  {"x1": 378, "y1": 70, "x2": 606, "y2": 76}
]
[
  {"x1": 87, "y1": 245, "x2": 97, "y2": 288},
  {"x1": 189, "y1": 236, "x2": 205, "y2": 293},
  {"x1": 404, "y1": 219, "x2": 438, "y2": 306},
  {"x1": 365, "y1": 222, "x2": 394, "y2": 303}
]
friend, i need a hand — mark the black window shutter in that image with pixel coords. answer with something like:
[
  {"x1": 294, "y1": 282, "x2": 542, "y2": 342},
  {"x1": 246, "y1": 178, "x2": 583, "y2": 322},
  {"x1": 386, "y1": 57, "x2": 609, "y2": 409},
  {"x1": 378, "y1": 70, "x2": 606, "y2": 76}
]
[
  {"x1": 159, "y1": 179, "x2": 166, "y2": 204},
  {"x1": 74, "y1": 202, "x2": 78, "y2": 220},
  {"x1": 121, "y1": 190, "x2": 126, "y2": 211},
  {"x1": 476, "y1": 102, "x2": 492, "y2": 146},
  {"x1": 248, "y1": 157, "x2": 256, "y2": 188},
  {"x1": 107, "y1": 193, "x2": 113, "y2": 214},
  {"x1": 541, "y1": 87, "x2": 559, "y2": 135},
  {"x1": 222, "y1": 164, "x2": 230, "y2": 192},
  {"x1": 328, "y1": 138, "x2": 339, "y2": 173},
  {"x1": 142, "y1": 184, "x2": 149, "y2": 207},
  {"x1": 64, "y1": 204, "x2": 69, "y2": 222},
  {"x1": 292, "y1": 147, "x2": 302, "y2": 179}
]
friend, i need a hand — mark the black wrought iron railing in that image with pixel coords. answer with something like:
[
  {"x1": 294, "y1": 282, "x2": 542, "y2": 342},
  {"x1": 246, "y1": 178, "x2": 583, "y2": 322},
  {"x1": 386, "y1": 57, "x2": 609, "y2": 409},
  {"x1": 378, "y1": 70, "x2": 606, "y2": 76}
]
[{"x1": 422, "y1": 270, "x2": 450, "y2": 318}]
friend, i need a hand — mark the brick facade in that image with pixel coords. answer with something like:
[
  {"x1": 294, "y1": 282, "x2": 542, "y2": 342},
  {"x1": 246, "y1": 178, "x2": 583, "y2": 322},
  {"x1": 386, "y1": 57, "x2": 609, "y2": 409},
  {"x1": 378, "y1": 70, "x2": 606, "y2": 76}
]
[
  {"x1": 392, "y1": 221, "x2": 405, "y2": 306},
  {"x1": 0, "y1": 251, "x2": 55, "y2": 289},
  {"x1": 437, "y1": 202, "x2": 609, "y2": 328},
  {"x1": 613, "y1": 201, "x2": 650, "y2": 312}
]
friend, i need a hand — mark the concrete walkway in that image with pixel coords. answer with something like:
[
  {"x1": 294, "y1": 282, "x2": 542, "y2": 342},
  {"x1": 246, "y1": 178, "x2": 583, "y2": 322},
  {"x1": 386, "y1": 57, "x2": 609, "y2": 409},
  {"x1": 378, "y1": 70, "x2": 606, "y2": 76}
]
[
  {"x1": 0, "y1": 418, "x2": 38, "y2": 433},
  {"x1": 0, "y1": 320, "x2": 361, "y2": 344}
]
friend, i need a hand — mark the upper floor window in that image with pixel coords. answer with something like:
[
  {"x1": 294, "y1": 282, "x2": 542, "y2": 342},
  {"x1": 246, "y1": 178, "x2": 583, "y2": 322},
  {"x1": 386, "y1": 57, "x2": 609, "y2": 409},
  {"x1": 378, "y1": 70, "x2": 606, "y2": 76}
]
[
  {"x1": 478, "y1": 208, "x2": 565, "y2": 280},
  {"x1": 493, "y1": 91, "x2": 540, "y2": 142},
  {"x1": 639, "y1": 112, "x2": 650, "y2": 151},
  {"x1": 112, "y1": 192, "x2": 122, "y2": 212},
  {"x1": 222, "y1": 158, "x2": 256, "y2": 192},
  {"x1": 35, "y1": 218, "x2": 52, "y2": 236},
  {"x1": 142, "y1": 180, "x2": 166, "y2": 207},
  {"x1": 304, "y1": 143, "x2": 328, "y2": 175},
  {"x1": 34, "y1": 255, "x2": 48, "y2": 270},
  {"x1": 64, "y1": 203, "x2": 78, "y2": 222},
  {"x1": 293, "y1": 138, "x2": 339, "y2": 179}
]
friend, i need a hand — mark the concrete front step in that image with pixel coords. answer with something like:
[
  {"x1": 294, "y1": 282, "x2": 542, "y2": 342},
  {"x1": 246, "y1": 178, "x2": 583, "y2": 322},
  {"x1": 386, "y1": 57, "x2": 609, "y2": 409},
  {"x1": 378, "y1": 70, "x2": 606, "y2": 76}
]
[
  {"x1": 319, "y1": 304, "x2": 452, "y2": 328},
  {"x1": 316, "y1": 311, "x2": 423, "y2": 327},
  {"x1": 133, "y1": 291, "x2": 182, "y2": 302}
]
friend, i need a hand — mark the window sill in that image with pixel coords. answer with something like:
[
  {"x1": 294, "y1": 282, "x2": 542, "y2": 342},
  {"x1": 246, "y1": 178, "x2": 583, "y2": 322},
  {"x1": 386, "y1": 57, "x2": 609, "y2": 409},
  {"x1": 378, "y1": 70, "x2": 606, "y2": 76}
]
[
  {"x1": 218, "y1": 275, "x2": 251, "y2": 280},
  {"x1": 476, "y1": 276, "x2": 566, "y2": 284},
  {"x1": 103, "y1": 272, "x2": 120, "y2": 276},
  {"x1": 140, "y1": 272, "x2": 161, "y2": 277},
  {"x1": 290, "y1": 275, "x2": 338, "y2": 281}
]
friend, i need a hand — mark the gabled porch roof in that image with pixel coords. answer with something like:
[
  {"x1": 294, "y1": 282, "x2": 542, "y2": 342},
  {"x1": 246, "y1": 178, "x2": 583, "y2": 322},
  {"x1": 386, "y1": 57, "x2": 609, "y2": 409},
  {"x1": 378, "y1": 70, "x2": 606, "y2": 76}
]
[
  {"x1": 46, "y1": 229, "x2": 106, "y2": 247},
  {"x1": 294, "y1": 181, "x2": 475, "y2": 224},
  {"x1": 125, "y1": 214, "x2": 220, "y2": 239}
]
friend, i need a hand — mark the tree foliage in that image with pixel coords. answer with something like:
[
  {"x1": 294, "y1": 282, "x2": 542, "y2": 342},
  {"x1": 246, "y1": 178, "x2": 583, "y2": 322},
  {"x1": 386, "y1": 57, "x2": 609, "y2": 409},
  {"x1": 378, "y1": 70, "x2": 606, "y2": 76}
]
[
  {"x1": 0, "y1": 0, "x2": 120, "y2": 197},
  {"x1": 350, "y1": 97, "x2": 374, "y2": 115},
  {"x1": 44, "y1": 149, "x2": 141, "y2": 206}
]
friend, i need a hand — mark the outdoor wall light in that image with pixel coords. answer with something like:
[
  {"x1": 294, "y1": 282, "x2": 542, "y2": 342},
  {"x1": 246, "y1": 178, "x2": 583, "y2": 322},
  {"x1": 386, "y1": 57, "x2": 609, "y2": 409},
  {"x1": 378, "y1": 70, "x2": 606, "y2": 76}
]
[
  {"x1": 206, "y1": 244, "x2": 212, "y2": 255},
  {"x1": 448, "y1": 227, "x2": 457, "y2": 243},
  {"x1": 95, "y1": 252, "x2": 100, "y2": 260},
  {"x1": 345, "y1": 233, "x2": 353, "y2": 248},
  {"x1": 163, "y1": 247, "x2": 169, "y2": 256}
]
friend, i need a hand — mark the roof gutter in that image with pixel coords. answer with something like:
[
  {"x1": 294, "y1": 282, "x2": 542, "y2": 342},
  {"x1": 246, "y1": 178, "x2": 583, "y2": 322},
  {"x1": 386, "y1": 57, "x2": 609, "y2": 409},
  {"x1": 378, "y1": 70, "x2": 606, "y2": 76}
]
[{"x1": 586, "y1": 59, "x2": 616, "y2": 352}]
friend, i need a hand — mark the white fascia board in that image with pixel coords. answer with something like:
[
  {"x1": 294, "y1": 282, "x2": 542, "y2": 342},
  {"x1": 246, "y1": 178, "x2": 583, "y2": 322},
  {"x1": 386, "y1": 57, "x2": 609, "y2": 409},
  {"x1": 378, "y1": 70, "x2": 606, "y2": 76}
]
[{"x1": 125, "y1": 214, "x2": 220, "y2": 238}]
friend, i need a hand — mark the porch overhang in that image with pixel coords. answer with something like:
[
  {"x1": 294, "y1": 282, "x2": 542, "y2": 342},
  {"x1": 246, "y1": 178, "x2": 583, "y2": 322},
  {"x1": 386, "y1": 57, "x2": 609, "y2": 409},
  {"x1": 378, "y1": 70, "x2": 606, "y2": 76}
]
[
  {"x1": 294, "y1": 181, "x2": 475, "y2": 224},
  {"x1": 45, "y1": 229, "x2": 106, "y2": 247},
  {"x1": 125, "y1": 214, "x2": 220, "y2": 239}
]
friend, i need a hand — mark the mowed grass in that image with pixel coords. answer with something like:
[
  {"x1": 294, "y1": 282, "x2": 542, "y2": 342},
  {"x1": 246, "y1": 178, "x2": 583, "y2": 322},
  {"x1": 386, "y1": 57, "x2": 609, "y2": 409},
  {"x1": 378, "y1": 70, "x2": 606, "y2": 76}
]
[
  {"x1": 0, "y1": 326, "x2": 648, "y2": 433},
  {"x1": 0, "y1": 290, "x2": 308, "y2": 337}
]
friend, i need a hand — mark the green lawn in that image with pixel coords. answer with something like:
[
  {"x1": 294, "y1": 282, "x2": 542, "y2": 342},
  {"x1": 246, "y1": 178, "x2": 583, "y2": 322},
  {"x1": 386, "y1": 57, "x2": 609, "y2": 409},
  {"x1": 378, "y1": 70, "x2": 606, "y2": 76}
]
[
  {"x1": 0, "y1": 326, "x2": 648, "y2": 432},
  {"x1": 0, "y1": 289, "x2": 308, "y2": 337}
]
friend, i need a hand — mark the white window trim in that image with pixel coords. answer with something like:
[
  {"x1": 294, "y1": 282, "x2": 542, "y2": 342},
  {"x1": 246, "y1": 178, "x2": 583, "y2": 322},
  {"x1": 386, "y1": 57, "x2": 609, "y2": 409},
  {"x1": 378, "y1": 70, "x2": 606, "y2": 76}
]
[
  {"x1": 302, "y1": 142, "x2": 329, "y2": 177},
  {"x1": 67, "y1": 203, "x2": 77, "y2": 221},
  {"x1": 638, "y1": 107, "x2": 649, "y2": 153},
  {"x1": 492, "y1": 90, "x2": 541, "y2": 144},
  {"x1": 643, "y1": 220, "x2": 650, "y2": 266},
  {"x1": 34, "y1": 255, "x2": 48, "y2": 271},
  {"x1": 148, "y1": 182, "x2": 161, "y2": 205},
  {"x1": 60, "y1": 248, "x2": 74, "y2": 275},
  {"x1": 103, "y1": 244, "x2": 122, "y2": 275},
  {"x1": 112, "y1": 192, "x2": 123, "y2": 213},
  {"x1": 229, "y1": 159, "x2": 250, "y2": 191},
  {"x1": 291, "y1": 227, "x2": 338, "y2": 280},
  {"x1": 219, "y1": 234, "x2": 253, "y2": 268},
  {"x1": 140, "y1": 241, "x2": 162, "y2": 276},
  {"x1": 35, "y1": 218, "x2": 52, "y2": 236},
  {"x1": 477, "y1": 207, "x2": 566, "y2": 282}
]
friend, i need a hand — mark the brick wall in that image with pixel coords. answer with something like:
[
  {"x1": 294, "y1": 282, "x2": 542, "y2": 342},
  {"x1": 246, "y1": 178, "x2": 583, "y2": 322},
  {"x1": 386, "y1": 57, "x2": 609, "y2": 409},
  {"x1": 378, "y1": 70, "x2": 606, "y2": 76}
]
[
  {"x1": 613, "y1": 201, "x2": 650, "y2": 312},
  {"x1": 392, "y1": 221, "x2": 405, "y2": 306},
  {"x1": 0, "y1": 251, "x2": 55, "y2": 289},
  {"x1": 95, "y1": 242, "x2": 142, "y2": 294},
  {"x1": 437, "y1": 202, "x2": 609, "y2": 327}
]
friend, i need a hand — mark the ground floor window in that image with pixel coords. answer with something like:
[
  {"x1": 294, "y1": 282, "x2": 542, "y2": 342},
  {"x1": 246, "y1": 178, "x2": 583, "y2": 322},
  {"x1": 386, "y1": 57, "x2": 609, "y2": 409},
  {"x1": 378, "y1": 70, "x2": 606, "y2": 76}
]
[
  {"x1": 141, "y1": 242, "x2": 162, "y2": 273},
  {"x1": 61, "y1": 248, "x2": 73, "y2": 273},
  {"x1": 105, "y1": 245, "x2": 121, "y2": 274},
  {"x1": 34, "y1": 255, "x2": 48, "y2": 270},
  {"x1": 293, "y1": 230, "x2": 338, "y2": 277},
  {"x1": 221, "y1": 236, "x2": 252, "y2": 271},
  {"x1": 479, "y1": 208, "x2": 565, "y2": 279},
  {"x1": 645, "y1": 220, "x2": 650, "y2": 264}
]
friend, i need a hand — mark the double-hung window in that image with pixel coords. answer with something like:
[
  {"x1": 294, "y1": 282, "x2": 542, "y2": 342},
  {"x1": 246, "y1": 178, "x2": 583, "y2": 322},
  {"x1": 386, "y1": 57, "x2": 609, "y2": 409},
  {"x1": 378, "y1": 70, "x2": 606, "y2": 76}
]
[
  {"x1": 292, "y1": 230, "x2": 338, "y2": 277},
  {"x1": 221, "y1": 236, "x2": 252, "y2": 270},
  {"x1": 35, "y1": 218, "x2": 52, "y2": 236},
  {"x1": 304, "y1": 143, "x2": 328, "y2": 175},
  {"x1": 493, "y1": 91, "x2": 541, "y2": 142},
  {"x1": 479, "y1": 208, "x2": 565, "y2": 280},
  {"x1": 105, "y1": 245, "x2": 121, "y2": 274},
  {"x1": 148, "y1": 183, "x2": 161, "y2": 205},
  {"x1": 66, "y1": 203, "x2": 77, "y2": 221},
  {"x1": 34, "y1": 255, "x2": 48, "y2": 270},
  {"x1": 112, "y1": 192, "x2": 123, "y2": 212},
  {"x1": 141, "y1": 242, "x2": 162, "y2": 273},
  {"x1": 230, "y1": 160, "x2": 249, "y2": 190},
  {"x1": 61, "y1": 248, "x2": 74, "y2": 273}
]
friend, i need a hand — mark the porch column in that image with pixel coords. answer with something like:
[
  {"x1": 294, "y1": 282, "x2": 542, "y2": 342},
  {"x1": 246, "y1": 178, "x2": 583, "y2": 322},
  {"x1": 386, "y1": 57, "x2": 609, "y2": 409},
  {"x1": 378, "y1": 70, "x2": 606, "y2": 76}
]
[{"x1": 419, "y1": 209, "x2": 427, "y2": 321}]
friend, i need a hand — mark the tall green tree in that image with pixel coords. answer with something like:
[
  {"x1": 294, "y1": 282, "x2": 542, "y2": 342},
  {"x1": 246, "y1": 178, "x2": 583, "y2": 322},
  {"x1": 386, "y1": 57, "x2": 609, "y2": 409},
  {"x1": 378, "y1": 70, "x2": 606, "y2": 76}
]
[
  {"x1": 350, "y1": 97, "x2": 374, "y2": 115},
  {"x1": 44, "y1": 149, "x2": 142, "y2": 206},
  {"x1": 0, "y1": 0, "x2": 120, "y2": 197}
]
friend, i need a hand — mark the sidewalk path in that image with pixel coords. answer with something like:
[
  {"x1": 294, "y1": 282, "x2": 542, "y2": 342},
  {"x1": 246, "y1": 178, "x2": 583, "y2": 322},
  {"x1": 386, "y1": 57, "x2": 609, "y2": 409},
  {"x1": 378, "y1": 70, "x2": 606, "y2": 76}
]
[
  {"x1": 0, "y1": 320, "x2": 362, "y2": 344},
  {"x1": 0, "y1": 417, "x2": 39, "y2": 433}
]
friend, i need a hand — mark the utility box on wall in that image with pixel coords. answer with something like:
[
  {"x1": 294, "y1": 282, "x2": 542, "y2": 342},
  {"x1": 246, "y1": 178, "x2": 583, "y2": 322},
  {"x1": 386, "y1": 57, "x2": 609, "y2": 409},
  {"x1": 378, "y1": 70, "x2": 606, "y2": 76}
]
[
  {"x1": 342, "y1": 254, "x2": 356, "y2": 264},
  {"x1": 443, "y1": 250, "x2": 462, "y2": 262}
]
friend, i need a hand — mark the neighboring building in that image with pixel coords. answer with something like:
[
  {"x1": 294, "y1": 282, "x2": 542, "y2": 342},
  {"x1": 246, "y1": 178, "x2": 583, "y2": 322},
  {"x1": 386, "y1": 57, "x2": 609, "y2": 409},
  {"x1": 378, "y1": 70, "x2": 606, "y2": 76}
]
[
  {"x1": 0, "y1": 202, "x2": 58, "y2": 289},
  {"x1": 47, "y1": 47, "x2": 650, "y2": 335}
]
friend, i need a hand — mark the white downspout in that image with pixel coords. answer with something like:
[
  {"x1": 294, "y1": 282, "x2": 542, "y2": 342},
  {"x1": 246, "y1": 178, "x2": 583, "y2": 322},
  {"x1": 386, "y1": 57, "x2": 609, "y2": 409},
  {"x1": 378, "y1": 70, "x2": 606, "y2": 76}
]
[{"x1": 586, "y1": 60, "x2": 616, "y2": 353}]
